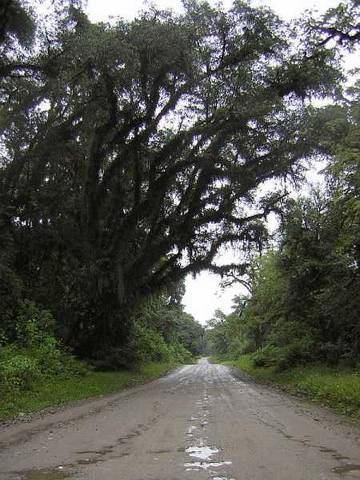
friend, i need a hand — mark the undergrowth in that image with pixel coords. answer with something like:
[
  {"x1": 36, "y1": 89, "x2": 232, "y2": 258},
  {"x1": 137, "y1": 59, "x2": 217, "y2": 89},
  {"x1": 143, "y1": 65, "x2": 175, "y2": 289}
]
[{"x1": 0, "y1": 302, "x2": 183, "y2": 420}]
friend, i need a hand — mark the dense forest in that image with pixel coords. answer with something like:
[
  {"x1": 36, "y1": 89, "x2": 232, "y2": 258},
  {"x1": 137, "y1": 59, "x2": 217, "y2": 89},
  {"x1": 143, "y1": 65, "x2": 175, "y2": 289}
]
[
  {"x1": 207, "y1": 76, "x2": 360, "y2": 370},
  {"x1": 0, "y1": 0, "x2": 359, "y2": 398}
]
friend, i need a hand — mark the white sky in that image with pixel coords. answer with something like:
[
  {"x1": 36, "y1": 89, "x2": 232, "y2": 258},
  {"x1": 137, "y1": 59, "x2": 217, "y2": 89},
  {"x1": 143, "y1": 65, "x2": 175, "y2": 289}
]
[
  {"x1": 86, "y1": 0, "x2": 347, "y2": 325},
  {"x1": 87, "y1": 0, "x2": 341, "y2": 22}
]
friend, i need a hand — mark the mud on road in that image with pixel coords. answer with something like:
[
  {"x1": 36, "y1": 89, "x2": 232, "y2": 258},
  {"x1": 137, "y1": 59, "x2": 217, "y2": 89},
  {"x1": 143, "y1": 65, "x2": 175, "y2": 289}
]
[{"x1": 0, "y1": 358, "x2": 359, "y2": 480}]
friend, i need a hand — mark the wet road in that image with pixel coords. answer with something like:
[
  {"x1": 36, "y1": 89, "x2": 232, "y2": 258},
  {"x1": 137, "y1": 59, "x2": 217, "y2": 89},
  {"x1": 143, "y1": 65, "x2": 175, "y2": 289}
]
[{"x1": 0, "y1": 358, "x2": 359, "y2": 480}]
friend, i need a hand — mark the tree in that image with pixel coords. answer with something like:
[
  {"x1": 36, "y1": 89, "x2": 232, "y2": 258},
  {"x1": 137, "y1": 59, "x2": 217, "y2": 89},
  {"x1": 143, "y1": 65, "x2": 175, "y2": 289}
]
[
  {"x1": 0, "y1": 0, "x2": 35, "y2": 48},
  {"x1": 206, "y1": 309, "x2": 229, "y2": 355},
  {"x1": 131, "y1": 284, "x2": 204, "y2": 364},
  {"x1": 314, "y1": 83, "x2": 360, "y2": 361},
  {"x1": 0, "y1": 1, "x2": 355, "y2": 357},
  {"x1": 204, "y1": 75, "x2": 360, "y2": 368}
]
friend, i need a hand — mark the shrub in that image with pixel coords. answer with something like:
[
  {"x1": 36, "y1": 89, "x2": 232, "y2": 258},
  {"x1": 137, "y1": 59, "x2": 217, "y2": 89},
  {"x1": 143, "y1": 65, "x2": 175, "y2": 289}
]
[
  {"x1": 251, "y1": 336, "x2": 317, "y2": 371},
  {"x1": 15, "y1": 300, "x2": 55, "y2": 348},
  {"x1": 0, "y1": 346, "x2": 40, "y2": 391},
  {"x1": 228, "y1": 336, "x2": 253, "y2": 359},
  {"x1": 168, "y1": 342, "x2": 193, "y2": 364},
  {"x1": 32, "y1": 338, "x2": 88, "y2": 378},
  {"x1": 132, "y1": 322, "x2": 172, "y2": 363},
  {"x1": 0, "y1": 302, "x2": 88, "y2": 393},
  {"x1": 114, "y1": 322, "x2": 194, "y2": 369}
]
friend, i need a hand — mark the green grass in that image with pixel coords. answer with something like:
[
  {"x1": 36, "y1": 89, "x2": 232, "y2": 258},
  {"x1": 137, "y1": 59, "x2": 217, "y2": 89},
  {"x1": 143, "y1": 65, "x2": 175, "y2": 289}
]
[
  {"x1": 0, "y1": 361, "x2": 176, "y2": 421},
  {"x1": 218, "y1": 355, "x2": 360, "y2": 419}
]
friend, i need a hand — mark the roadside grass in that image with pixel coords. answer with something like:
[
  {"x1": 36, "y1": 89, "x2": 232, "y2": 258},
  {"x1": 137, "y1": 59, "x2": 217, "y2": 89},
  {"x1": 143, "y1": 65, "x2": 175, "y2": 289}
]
[
  {"x1": 217, "y1": 355, "x2": 360, "y2": 420},
  {"x1": 0, "y1": 361, "x2": 176, "y2": 421}
]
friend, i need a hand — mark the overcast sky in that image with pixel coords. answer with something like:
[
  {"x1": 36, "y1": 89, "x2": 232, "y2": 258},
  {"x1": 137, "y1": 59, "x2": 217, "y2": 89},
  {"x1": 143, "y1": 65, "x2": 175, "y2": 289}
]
[
  {"x1": 87, "y1": 0, "x2": 341, "y2": 22},
  {"x1": 86, "y1": 0, "x2": 345, "y2": 325}
]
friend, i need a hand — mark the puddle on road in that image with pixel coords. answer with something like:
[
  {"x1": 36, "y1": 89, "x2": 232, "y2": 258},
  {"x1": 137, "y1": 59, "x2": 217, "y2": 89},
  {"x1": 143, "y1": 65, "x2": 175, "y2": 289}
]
[
  {"x1": 185, "y1": 392, "x2": 233, "y2": 477},
  {"x1": 212, "y1": 477, "x2": 236, "y2": 480},
  {"x1": 184, "y1": 437, "x2": 232, "y2": 474},
  {"x1": 186, "y1": 446, "x2": 219, "y2": 461},
  {"x1": 332, "y1": 465, "x2": 360, "y2": 477},
  {"x1": 184, "y1": 460, "x2": 232, "y2": 471}
]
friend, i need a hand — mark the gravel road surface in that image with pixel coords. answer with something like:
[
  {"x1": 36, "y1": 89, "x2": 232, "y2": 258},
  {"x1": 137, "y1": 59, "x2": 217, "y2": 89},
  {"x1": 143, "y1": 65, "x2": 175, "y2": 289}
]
[{"x1": 0, "y1": 358, "x2": 359, "y2": 480}]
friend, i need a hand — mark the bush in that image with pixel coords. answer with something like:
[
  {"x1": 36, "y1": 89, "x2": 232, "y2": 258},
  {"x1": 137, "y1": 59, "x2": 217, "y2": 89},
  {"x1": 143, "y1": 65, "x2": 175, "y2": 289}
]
[
  {"x1": 15, "y1": 300, "x2": 55, "y2": 348},
  {"x1": 33, "y1": 338, "x2": 88, "y2": 378},
  {"x1": 168, "y1": 342, "x2": 193, "y2": 364},
  {"x1": 111, "y1": 322, "x2": 194, "y2": 370},
  {"x1": 251, "y1": 336, "x2": 317, "y2": 371},
  {"x1": 0, "y1": 346, "x2": 40, "y2": 391},
  {"x1": 132, "y1": 322, "x2": 172, "y2": 364},
  {"x1": 251, "y1": 345, "x2": 280, "y2": 368},
  {"x1": 91, "y1": 322, "x2": 176, "y2": 370},
  {"x1": 0, "y1": 301, "x2": 88, "y2": 393},
  {"x1": 228, "y1": 336, "x2": 253, "y2": 359}
]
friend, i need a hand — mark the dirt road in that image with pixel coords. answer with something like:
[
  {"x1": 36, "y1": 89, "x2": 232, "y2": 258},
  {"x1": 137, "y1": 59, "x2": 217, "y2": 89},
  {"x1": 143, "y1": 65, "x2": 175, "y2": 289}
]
[{"x1": 0, "y1": 358, "x2": 359, "y2": 480}]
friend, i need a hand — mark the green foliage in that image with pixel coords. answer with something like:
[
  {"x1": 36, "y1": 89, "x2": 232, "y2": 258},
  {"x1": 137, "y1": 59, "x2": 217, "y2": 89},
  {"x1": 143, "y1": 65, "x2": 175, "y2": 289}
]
[
  {"x1": 15, "y1": 301, "x2": 56, "y2": 347},
  {"x1": 168, "y1": 342, "x2": 193, "y2": 364},
  {"x1": 208, "y1": 118, "x2": 360, "y2": 367},
  {"x1": 131, "y1": 322, "x2": 193, "y2": 365},
  {"x1": 132, "y1": 288, "x2": 204, "y2": 359},
  {"x1": 0, "y1": 0, "x2": 36, "y2": 47},
  {"x1": 250, "y1": 336, "x2": 317, "y2": 371},
  {"x1": 129, "y1": 294, "x2": 200, "y2": 366},
  {"x1": 206, "y1": 252, "x2": 289, "y2": 360},
  {"x1": 0, "y1": 302, "x2": 87, "y2": 394},
  {"x1": 0, "y1": 0, "x2": 349, "y2": 358},
  {"x1": 206, "y1": 310, "x2": 230, "y2": 355},
  {"x1": 0, "y1": 346, "x2": 41, "y2": 391},
  {"x1": 131, "y1": 322, "x2": 173, "y2": 364},
  {"x1": 89, "y1": 286, "x2": 201, "y2": 370}
]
